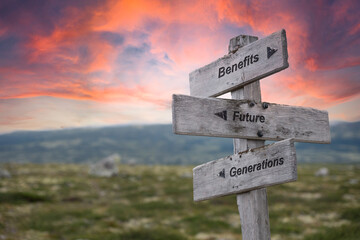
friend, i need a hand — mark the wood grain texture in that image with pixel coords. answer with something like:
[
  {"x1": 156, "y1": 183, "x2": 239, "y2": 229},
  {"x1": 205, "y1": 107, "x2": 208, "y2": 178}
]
[
  {"x1": 232, "y1": 35, "x2": 270, "y2": 240},
  {"x1": 231, "y1": 63, "x2": 270, "y2": 240},
  {"x1": 193, "y1": 138, "x2": 297, "y2": 202},
  {"x1": 189, "y1": 29, "x2": 288, "y2": 97},
  {"x1": 228, "y1": 35, "x2": 258, "y2": 53},
  {"x1": 172, "y1": 94, "x2": 331, "y2": 143},
  {"x1": 237, "y1": 189, "x2": 270, "y2": 240}
]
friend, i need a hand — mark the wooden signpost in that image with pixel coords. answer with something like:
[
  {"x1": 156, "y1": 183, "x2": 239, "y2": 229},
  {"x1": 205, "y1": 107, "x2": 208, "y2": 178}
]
[
  {"x1": 193, "y1": 138, "x2": 297, "y2": 201},
  {"x1": 173, "y1": 94, "x2": 330, "y2": 143},
  {"x1": 189, "y1": 29, "x2": 288, "y2": 97},
  {"x1": 172, "y1": 29, "x2": 330, "y2": 240}
]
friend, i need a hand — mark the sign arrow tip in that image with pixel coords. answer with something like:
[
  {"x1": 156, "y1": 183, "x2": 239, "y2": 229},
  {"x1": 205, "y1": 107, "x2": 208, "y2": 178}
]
[
  {"x1": 267, "y1": 47, "x2": 278, "y2": 59},
  {"x1": 215, "y1": 110, "x2": 227, "y2": 121},
  {"x1": 218, "y1": 168, "x2": 225, "y2": 178}
]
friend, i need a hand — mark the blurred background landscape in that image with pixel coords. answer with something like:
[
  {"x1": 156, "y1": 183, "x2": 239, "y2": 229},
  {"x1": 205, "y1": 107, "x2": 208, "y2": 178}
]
[
  {"x1": 1, "y1": 121, "x2": 359, "y2": 165},
  {"x1": 1, "y1": 0, "x2": 359, "y2": 239},
  {"x1": 0, "y1": 121, "x2": 359, "y2": 240},
  {"x1": 0, "y1": 162, "x2": 359, "y2": 240}
]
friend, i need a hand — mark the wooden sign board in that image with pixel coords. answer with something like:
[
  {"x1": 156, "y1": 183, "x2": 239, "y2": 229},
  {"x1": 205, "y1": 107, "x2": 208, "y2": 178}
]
[
  {"x1": 172, "y1": 94, "x2": 331, "y2": 144},
  {"x1": 189, "y1": 29, "x2": 289, "y2": 97},
  {"x1": 193, "y1": 138, "x2": 297, "y2": 201}
]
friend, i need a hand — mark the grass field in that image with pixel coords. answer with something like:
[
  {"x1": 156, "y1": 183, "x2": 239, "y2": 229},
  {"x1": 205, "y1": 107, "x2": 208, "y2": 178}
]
[{"x1": 0, "y1": 163, "x2": 359, "y2": 240}]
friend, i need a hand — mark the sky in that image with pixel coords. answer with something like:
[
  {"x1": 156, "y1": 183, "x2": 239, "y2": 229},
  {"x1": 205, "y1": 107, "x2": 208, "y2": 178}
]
[{"x1": 0, "y1": 0, "x2": 359, "y2": 133}]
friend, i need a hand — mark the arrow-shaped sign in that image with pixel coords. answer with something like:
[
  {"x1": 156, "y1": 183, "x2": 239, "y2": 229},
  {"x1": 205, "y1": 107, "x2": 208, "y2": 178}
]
[
  {"x1": 172, "y1": 94, "x2": 331, "y2": 144},
  {"x1": 189, "y1": 29, "x2": 289, "y2": 97},
  {"x1": 193, "y1": 138, "x2": 297, "y2": 201}
]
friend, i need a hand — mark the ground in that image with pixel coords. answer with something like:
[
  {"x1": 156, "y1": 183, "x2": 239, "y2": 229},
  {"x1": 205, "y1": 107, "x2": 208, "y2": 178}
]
[{"x1": 0, "y1": 163, "x2": 359, "y2": 240}]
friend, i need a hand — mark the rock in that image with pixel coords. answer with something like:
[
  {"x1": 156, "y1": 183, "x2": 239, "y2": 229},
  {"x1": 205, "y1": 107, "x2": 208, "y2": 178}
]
[
  {"x1": 89, "y1": 154, "x2": 120, "y2": 177},
  {"x1": 126, "y1": 158, "x2": 138, "y2": 165},
  {"x1": 349, "y1": 179, "x2": 358, "y2": 185},
  {"x1": 180, "y1": 172, "x2": 192, "y2": 179},
  {"x1": 315, "y1": 167, "x2": 329, "y2": 177},
  {"x1": 0, "y1": 168, "x2": 11, "y2": 178}
]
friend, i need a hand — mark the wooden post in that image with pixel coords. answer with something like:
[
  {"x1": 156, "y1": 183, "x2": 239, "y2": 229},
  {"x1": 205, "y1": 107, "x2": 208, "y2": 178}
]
[
  {"x1": 230, "y1": 35, "x2": 271, "y2": 240},
  {"x1": 173, "y1": 29, "x2": 329, "y2": 239}
]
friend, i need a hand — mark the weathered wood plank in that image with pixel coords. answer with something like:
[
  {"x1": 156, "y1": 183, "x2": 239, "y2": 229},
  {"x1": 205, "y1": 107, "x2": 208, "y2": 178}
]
[
  {"x1": 231, "y1": 63, "x2": 271, "y2": 239},
  {"x1": 237, "y1": 189, "x2": 270, "y2": 240},
  {"x1": 193, "y1": 138, "x2": 297, "y2": 201},
  {"x1": 189, "y1": 29, "x2": 289, "y2": 97},
  {"x1": 172, "y1": 94, "x2": 331, "y2": 143}
]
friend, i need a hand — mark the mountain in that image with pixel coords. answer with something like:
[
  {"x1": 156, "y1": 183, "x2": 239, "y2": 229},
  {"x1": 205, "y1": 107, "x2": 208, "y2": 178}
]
[
  {"x1": 0, "y1": 122, "x2": 359, "y2": 165},
  {"x1": 0, "y1": 125, "x2": 233, "y2": 165},
  {"x1": 295, "y1": 121, "x2": 360, "y2": 163}
]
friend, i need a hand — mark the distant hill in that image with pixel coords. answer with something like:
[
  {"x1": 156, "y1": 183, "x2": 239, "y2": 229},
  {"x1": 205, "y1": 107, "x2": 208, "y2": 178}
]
[
  {"x1": 0, "y1": 122, "x2": 359, "y2": 165},
  {"x1": 295, "y1": 121, "x2": 360, "y2": 163}
]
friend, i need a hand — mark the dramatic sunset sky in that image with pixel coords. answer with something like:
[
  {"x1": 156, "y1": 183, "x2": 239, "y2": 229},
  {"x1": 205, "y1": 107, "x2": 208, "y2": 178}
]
[{"x1": 0, "y1": 0, "x2": 359, "y2": 133}]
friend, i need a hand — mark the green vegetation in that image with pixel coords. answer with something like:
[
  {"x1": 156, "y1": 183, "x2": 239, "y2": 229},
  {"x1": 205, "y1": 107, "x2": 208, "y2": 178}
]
[
  {"x1": 0, "y1": 163, "x2": 359, "y2": 240},
  {"x1": 0, "y1": 192, "x2": 51, "y2": 204}
]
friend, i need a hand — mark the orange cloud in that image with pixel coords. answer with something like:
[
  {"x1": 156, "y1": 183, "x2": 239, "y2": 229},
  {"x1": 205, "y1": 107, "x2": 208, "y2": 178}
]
[
  {"x1": 1, "y1": 0, "x2": 359, "y2": 132},
  {"x1": 0, "y1": 78, "x2": 170, "y2": 109}
]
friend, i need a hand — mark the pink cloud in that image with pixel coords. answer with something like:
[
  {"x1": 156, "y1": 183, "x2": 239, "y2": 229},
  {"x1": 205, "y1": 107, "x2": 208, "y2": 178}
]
[{"x1": 0, "y1": 0, "x2": 359, "y2": 133}]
